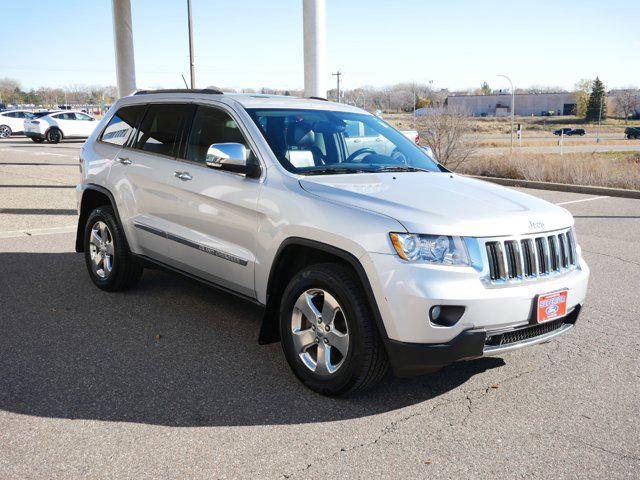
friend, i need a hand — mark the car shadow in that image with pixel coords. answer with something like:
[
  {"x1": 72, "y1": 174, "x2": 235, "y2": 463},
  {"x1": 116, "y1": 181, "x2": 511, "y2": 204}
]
[
  {"x1": 0, "y1": 139, "x2": 84, "y2": 146},
  {"x1": 0, "y1": 252, "x2": 504, "y2": 427}
]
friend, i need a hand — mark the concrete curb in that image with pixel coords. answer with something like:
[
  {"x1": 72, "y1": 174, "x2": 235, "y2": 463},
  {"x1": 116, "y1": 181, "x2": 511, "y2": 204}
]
[{"x1": 471, "y1": 175, "x2": 640, "y2": 199}]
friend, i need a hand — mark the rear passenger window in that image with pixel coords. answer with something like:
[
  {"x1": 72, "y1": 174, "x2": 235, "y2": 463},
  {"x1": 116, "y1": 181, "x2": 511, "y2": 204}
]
[
  {"x1": 185, "y1": 106, "x2": 249, "y2": 164},
  {"x1": 101, "y1": 105, "x2": 145, "y2": 146},
  {"x1": 134, "y1": 103, "x2": 193, "y2": 157}
]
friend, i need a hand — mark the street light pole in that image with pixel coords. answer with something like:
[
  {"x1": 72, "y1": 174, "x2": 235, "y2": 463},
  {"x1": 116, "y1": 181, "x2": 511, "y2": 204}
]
[
  {"x1": 187, "y1": 0, "x2": 196, "y2": 88},
  {"x1": 596, "y1": 95, "x2": 604, "y2": 143},
  {"x1": 498, "y1": 74, "x2": 515, "y2": 154}
]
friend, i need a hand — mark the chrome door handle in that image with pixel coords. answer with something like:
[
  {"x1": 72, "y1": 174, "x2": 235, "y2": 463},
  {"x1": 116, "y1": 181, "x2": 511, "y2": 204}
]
[
  {"x1": 174, "y1": 171, "x2": 193, "y2": 181},
  {"x1": 116, "y1": 157, "x2": 132, "y2": 165}
]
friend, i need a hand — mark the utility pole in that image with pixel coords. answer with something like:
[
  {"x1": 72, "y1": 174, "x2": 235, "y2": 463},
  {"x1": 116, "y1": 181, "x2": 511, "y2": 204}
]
[
  {"x1": 596, "y1": 95, "x2": 604, "y2": 143},
  {"x1": 187, "y1": 0, "x2": 196, "y2": 88},
  {"x1": 332, "y1": 70, "x2": 342, "y2": 102},
  {"x1": 498, "y1": 74, "x2": 515, "y2": 154}
]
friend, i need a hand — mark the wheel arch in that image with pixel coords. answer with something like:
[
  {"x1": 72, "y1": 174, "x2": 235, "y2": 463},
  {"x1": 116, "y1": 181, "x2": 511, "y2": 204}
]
[
  {"x1": 259, "y1": 237, "x2": 389, "y2": 345},
  {"x1": 45, "y1": 126, "x2": 63, "y2": 140},
  {"x1": 76, "y1": 184, "x2": 127, "y2": 253}
]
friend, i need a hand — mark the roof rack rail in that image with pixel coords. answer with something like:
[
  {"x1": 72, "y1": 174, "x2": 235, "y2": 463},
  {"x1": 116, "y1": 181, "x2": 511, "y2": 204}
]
[
  {"x1": 306, "y1": 96, "x2": 328, "y2": 101},
  {"x1": 133, "y1": 88, "x2": 224, "y2": 96}
]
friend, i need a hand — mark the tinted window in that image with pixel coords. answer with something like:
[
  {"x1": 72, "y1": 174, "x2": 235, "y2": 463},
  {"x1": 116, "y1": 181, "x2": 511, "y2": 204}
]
[
  {"x1": 54, "y1": 112, "x2": 75, "y2": 120},
  {"x1": 185, "y1": 106, "x2": 249, "y2": 163},
  {"x1": 134, "y1": 104, "x2": 192, "y2": 157},
  {"x1": 101, "y1": 105, "x2": 145, "y2": 146}
]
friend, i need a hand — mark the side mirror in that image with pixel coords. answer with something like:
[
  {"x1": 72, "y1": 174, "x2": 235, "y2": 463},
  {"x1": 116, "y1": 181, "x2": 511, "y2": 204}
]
[
  {"x1": 90, "y1": 117, "x2": 96, "y2": 121},
  {"x1": 205, "y1": 142, "x2": 261, "y2": 178}
]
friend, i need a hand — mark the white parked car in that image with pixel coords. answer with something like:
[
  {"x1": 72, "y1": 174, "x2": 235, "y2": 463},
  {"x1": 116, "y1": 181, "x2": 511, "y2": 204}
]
[
  {"x1": 75, "y1": 90, "x2": 589, "y2": 396},
  {"x1": 0, "y1": 109, "x2": 34, "y2": 138},
  {"x1": 24, "y1": 110, "x2": 98, "y2": 143}
]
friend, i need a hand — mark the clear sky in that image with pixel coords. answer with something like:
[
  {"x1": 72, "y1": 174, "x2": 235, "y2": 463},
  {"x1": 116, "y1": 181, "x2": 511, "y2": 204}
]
[{"x1": 1, "y1": 0, "x2": 638, "y2": 92}]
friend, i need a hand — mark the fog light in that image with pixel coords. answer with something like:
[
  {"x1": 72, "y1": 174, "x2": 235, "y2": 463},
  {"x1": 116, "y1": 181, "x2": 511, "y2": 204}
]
[{"x1": 429, "y1": 305, "x2": 465, "y2": 327}]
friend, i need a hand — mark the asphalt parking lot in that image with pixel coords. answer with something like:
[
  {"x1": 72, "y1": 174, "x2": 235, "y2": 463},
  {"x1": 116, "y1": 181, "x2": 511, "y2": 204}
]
[{"x1": 1, "y1": 138, "x2": 639, "y2": 479}]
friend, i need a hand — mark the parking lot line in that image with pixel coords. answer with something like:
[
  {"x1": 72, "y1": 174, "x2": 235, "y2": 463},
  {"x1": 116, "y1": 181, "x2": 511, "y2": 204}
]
[
  {"x1": 555, "y1": 196, "x2": 609, "y2": 206},
  {"x1": 0, "y1": 225, "x2": 76, "y2": 239}
]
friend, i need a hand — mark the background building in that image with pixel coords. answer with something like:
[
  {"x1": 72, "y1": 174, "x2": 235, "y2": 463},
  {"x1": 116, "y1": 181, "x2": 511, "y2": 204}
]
[{"x1": 446, "y1": 92, "x2": 577, "y2": 116}]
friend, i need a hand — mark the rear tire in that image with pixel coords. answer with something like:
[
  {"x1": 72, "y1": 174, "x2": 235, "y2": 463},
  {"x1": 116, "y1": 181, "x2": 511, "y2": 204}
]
[
  {"x1": 0, "y1": 125, "x2": 11, "y2": 139},
  {"x1": 46, "y1": 128, "x2": 62, "y2": 144},
  {"x1": 83, "y1": 206, "x2": 143, "y2": 291},
  {"x1": 279, "y1": 263, "x2": 388, "y2": 396}
]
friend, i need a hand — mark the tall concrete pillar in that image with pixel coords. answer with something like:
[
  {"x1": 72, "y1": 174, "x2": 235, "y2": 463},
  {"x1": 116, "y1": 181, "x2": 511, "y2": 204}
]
[
  {"x1": 112, "y1": 0, "x2": 137, "y2": 97},
  {"x1": 303, "y1": 0, "x2": 327, "y2": 98}
]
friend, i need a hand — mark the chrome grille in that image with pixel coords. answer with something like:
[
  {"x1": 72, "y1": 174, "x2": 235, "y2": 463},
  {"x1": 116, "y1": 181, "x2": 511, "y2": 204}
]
[{"x1": 483, "y1": 228, "x2": 578, "y2": 284}]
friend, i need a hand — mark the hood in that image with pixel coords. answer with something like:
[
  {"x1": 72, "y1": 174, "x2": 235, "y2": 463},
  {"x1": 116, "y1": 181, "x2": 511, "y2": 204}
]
[{"x1": 299, "y1": 172, "x2": 573, "y2": 237}]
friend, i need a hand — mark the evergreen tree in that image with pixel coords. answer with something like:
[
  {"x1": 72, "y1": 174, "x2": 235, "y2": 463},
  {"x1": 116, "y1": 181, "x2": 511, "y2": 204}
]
[
  {"x1": 585, "y1": 77, "x2": 606, "y2": 121},
  {"x1": 479, "y1": 82, "x2": 492, "y2": 95}
]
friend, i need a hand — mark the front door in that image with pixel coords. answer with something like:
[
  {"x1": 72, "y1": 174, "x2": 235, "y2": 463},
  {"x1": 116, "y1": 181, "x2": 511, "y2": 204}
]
[
  {"x1": 159, "y1": 104, "x2": 262, "y2": 298},
  {"x1": 73, "y1": 112, "x2": 99, "y2": 137}
]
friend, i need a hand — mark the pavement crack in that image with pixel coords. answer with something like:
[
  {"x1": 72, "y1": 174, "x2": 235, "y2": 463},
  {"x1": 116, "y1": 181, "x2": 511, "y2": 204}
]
[
  {"x1": 574, "y1": 439, "x2": 640, "y2": 462},
  {"x1": 280, "y1": 400, "x2": 450, "y2": 478},
  {"x1": 583, "y1": 249, "x2": 640, "y2": 268}
]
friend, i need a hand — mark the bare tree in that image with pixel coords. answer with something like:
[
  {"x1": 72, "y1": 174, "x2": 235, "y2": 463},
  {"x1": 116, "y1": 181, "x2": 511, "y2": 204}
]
[
  {"x1": 418, "y1": 106, "x2": 477, "y2": 170},
  {"x1": 613, "y1": 89, "x2": 640, "y2": 123}
]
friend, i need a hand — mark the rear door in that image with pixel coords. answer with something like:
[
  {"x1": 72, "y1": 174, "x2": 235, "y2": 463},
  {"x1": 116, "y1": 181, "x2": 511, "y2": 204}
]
[
  {"x1": 107, "y1": 102, "x2": 194, "y2": 262},
  {"x1": 157, "y1": 103, "x2": 262, "y2": 297}
]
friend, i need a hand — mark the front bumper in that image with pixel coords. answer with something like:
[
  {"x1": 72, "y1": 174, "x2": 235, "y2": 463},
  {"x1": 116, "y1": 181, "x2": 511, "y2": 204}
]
[
  {"x1": 362, "y1": 252, "x2": 590, "y2": 344},
  {"x1": 385, "y1": 305, "x2": 581, "y2": 377},
  {"x1": 360, "y1": 251, "x2": 589, "y2": 376}
]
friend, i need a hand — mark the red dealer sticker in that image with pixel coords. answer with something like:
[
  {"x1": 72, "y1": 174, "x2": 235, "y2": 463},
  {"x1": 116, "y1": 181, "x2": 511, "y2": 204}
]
[{"x1": 537, "y1": 290, "x2": 568, "y2": 323}]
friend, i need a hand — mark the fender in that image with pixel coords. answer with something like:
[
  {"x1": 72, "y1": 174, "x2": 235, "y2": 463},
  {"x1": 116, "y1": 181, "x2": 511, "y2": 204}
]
[
  {"x1": 75, "y1": 183, "x2": 128, "y2": 253},
  {"x1": 259, "y1": 237, "x2": 390, "y2": 344}
]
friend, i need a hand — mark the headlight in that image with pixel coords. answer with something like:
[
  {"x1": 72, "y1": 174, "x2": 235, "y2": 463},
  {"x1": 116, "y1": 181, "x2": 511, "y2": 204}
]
[{"x1": 389, "y1": 233, "x2": 471, "y2": 265}]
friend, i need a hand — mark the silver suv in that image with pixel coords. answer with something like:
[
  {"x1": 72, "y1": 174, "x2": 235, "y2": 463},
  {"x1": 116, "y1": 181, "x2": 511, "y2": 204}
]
[{"x1": 76, "y1": 89, "x2": 589, "y2": 396}]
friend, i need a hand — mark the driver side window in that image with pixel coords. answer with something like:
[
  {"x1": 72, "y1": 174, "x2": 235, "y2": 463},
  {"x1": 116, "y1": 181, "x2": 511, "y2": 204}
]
[{"x1": 185, "y1": 106, "x2": 252, "y2": 165}]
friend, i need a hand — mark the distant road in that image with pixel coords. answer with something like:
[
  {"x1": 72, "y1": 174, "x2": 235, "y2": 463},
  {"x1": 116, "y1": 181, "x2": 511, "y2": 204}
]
[
  {"x1": 476, "y1": 143, "x2": 640, "y2": 155},
  {"x1": 479, "y1": 134, "x2": 624, "y2": 141}
]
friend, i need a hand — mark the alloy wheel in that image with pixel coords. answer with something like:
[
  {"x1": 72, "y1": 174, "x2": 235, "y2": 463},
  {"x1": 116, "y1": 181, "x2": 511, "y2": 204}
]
[
  {"x1": 291, "y1": 288, "x2": 349, "y2": 375},
  {"x1": 89, "y1": 221, "x2": 114, "y2": 279},
  {"x1": 0, "y1": 126, "x2": 10, "y2": 138}
]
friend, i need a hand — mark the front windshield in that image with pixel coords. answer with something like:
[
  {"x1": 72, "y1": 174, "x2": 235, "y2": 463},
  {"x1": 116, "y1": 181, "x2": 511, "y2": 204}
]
[{"x1": 246, "y1": 108, "x2": 441, "y2": 175}]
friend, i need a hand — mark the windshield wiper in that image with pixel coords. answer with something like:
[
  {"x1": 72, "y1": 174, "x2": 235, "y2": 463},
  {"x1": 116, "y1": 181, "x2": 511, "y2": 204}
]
[
  {"x1": 372, "y1": 166, "x2": 431, "y2": 173},
  {"x1": 303, "y1": 167, "x2": 376, "y2": 175}
]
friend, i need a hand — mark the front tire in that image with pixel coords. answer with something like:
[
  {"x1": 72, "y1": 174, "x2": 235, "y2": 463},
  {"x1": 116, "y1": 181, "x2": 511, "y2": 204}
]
[
  {"x1": 83, "y1": 206, "x2": 143, "y2": 291},
  {"x1": 0, "y1": 125, "x2": 11, "y2": 139},
  {"x1": 279, "y1": 263, "x2": 388, "y2": 396},
  {"x1": 46, "y1": 128, "x2": 62, "y2": 144}
]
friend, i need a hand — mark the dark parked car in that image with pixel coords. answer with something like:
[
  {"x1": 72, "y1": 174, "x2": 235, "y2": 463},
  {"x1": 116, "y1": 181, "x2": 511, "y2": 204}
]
[
  {"x1": 553, "y1": 128, "x2": 586, "y2": 136},
  {"x1": 624, "y1": 127, "x2": 640, "y2": 139}
]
